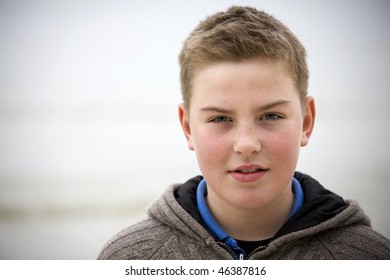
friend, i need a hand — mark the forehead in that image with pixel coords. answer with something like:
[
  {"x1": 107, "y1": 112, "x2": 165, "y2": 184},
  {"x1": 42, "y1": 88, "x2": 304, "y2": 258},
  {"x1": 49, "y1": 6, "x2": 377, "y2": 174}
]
[{"x1": 190, "y1": 59, "x2": 298, "y2": 107}]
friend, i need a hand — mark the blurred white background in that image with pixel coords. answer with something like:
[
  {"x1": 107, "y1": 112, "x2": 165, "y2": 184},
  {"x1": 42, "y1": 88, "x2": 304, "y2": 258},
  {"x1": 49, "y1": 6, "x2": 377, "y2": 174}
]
[{"x1": 0, "y1": 0, "x2": 389, "y2": 259}]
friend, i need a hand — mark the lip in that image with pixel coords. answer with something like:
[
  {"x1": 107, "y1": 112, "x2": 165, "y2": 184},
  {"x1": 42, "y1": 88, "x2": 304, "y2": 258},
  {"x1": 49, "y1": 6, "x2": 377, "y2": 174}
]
[{"x1": 229, "y1": 164, "x2": 268, "y2": 183}]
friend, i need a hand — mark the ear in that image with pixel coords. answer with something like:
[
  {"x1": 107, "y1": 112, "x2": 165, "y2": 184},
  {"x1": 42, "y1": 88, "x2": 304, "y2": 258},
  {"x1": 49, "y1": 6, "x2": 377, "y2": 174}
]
[
  {"x1": 178, "y1": 103, "x2": 194, "y2": 150},
  {"x1": 301, "y1": 96, "x2": 316, "y2": 147}
]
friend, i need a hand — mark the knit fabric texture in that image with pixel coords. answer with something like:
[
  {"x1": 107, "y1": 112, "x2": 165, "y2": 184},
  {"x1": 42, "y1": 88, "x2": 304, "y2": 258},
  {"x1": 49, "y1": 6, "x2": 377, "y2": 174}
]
[{"x1": 98, "y1": 176, "x2": 390, "y2": 260}]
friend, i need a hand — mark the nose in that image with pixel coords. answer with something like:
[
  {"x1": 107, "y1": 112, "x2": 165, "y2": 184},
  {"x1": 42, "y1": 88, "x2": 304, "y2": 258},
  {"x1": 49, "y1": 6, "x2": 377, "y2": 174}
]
[{"x1": 233, "y1": 125, "x2": 261, "y2": 156}]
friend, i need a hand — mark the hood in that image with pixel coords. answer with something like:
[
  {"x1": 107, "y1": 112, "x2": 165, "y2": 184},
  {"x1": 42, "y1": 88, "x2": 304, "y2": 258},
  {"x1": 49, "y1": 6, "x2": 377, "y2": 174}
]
[
  {"x1": 147, "y1": 172, "x2": 371, "y2": 244},
  {"x1": 146, "y1": 179, "x2": 214, "y2": 244}
]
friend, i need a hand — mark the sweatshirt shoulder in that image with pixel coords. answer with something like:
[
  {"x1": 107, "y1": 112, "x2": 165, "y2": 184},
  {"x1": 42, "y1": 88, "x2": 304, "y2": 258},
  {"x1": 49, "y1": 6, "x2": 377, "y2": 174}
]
[
  {"x1": 263, "y1": 222, "x2": 390, "y2": 260},
  {"x1": 261, "y1": 200, "x2": 390, "y2": 260},
  {"x1": 307, "y1": 200, "x2": 390, "y2": 259},
  {"x1": 98, "y1": 218, "x2": 173, "y2": 260},
  {"x1": 315, "y1": 222, "x2": 390, "y2": 259},
  {"x1": 97, "y1": 217, "x2": 220, "y2": 260},
  {"x1": 302, "y1": 199, "x2": 390, "y2": 259}
]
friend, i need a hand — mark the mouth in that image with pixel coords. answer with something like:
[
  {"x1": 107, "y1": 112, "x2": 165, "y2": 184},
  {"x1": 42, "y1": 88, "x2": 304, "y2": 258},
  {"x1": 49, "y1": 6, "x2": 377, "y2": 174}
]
[
  {"x1": 233, "y1": 167, "x2": 264, "y2": 173},
  {"x1": 231, "y1": 164, "x2": 267, "y2": 173},
  {"x1": 229, "y1": 164, "x2": 268, "y2": 182}
]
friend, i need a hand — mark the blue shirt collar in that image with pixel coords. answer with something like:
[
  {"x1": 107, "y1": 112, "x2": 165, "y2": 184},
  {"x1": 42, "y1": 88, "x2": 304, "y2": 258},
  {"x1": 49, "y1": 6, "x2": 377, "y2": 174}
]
[{"x1": 196, "y1": 177, "x2": 304, "y2": 259}]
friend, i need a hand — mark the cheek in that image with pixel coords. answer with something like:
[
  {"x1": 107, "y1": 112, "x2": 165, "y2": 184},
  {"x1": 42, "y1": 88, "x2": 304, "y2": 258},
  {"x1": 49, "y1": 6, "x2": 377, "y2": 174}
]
[
  {"x1": 267, "y1": 127, "x2": 302, "y2": 162},
  {"x1": 192, "y1": 129, "x2": 230, "y2": 166}
]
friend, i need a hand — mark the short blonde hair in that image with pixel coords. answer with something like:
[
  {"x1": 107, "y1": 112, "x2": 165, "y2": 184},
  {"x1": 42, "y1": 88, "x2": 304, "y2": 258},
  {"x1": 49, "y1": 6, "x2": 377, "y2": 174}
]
[{"x1": 179, "y1": 6, "x2": 308, "y2": 107}]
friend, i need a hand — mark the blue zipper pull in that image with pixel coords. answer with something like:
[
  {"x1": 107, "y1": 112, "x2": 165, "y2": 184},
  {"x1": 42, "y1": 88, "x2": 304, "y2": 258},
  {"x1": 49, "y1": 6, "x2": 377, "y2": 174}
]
[{"x1": 225, "y1": 237, "x2": 247, "y2": 260}]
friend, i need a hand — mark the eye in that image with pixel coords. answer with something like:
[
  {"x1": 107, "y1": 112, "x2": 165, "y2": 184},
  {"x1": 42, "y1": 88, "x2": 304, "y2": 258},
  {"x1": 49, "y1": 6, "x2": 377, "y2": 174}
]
[
  {"x1": 261, "y1": 113, "x2": 282, "y2": 120},
  {"x1": 209, "y1": 116, "x2": 232, "y2": 123}
]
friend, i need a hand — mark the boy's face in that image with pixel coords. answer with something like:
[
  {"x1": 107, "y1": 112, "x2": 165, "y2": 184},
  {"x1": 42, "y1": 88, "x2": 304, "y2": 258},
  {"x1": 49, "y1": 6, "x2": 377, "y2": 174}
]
[{"x1": 179, "y1": 59, "x2": 315, "y2": 211}]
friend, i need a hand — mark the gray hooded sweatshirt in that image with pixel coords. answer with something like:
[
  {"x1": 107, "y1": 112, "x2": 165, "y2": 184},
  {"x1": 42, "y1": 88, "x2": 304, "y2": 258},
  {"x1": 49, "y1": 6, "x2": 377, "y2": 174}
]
[{"x1": 98, "y1": 173, "x2": 390, "y2": 259}]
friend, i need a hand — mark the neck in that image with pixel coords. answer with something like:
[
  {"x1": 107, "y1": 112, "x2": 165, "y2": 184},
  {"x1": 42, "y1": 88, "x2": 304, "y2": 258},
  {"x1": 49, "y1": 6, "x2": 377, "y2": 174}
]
[{"x1": 205, "y1": 185, "x2": 294, "y2": 241}]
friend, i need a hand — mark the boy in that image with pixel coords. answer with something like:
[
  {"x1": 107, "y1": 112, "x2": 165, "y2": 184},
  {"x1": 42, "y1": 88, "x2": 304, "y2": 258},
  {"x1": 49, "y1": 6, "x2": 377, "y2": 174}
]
[{"x1": 98, "y1": 6, "x2": 390, "y2": 259}]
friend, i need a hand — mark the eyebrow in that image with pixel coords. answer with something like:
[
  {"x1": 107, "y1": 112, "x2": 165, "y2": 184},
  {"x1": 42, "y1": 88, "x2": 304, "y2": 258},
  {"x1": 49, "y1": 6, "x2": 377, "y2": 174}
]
[{"x1": 199, "y1": 99, "x2": 291, "y2": 114}]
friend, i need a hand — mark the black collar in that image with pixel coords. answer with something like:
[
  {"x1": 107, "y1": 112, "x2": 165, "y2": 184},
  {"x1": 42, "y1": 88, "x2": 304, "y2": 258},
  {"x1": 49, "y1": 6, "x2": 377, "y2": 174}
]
[{"x1": 174, "y1": 172, "x2": 347, "y2": 252}]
